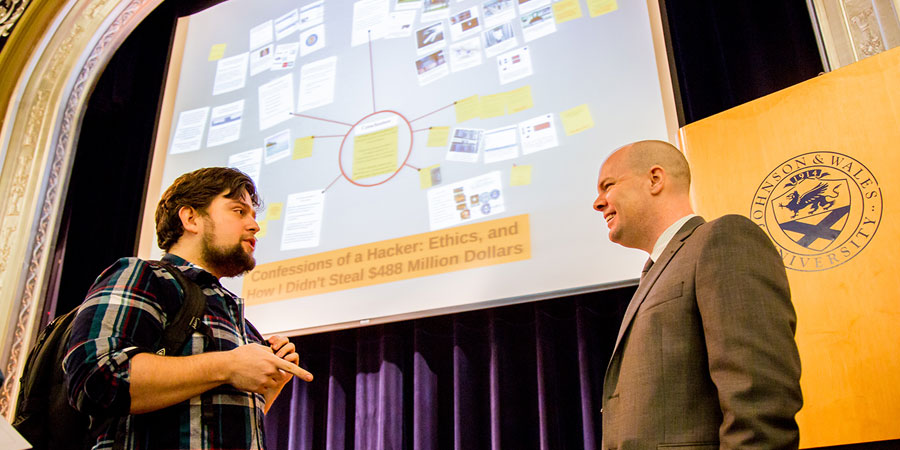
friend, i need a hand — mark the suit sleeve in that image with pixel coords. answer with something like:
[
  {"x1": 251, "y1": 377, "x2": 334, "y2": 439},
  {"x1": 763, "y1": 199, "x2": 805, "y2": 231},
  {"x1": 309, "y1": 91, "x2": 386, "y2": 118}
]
[{"x1": 695, "y1": 215, "x2": 803, "y2": 450}]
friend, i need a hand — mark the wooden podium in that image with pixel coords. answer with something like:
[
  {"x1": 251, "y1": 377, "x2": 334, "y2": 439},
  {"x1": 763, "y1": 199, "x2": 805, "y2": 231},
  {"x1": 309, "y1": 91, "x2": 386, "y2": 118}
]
[{"x1": 680, "y1": 47, "x2": 900, "y2": 447}]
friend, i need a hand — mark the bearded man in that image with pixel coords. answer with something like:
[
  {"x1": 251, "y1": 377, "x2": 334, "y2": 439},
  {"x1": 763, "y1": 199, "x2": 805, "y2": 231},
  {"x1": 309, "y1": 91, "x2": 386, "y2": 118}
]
[{"x1": 65, "y1": 167, "x2": 312, "y2": 450}]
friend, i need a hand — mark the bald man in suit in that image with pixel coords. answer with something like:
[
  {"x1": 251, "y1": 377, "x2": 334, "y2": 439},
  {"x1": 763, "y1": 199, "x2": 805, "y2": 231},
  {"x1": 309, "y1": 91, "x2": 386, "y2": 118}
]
[{"x1": 593, "y1": 140, "x2": 802, "y2": 450}]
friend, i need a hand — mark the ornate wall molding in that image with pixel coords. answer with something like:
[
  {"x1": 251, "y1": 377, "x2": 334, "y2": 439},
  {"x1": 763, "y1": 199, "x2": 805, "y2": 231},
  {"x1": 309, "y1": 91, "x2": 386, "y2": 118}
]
[
  {"x1": 0, "y1": 0, "x2": 32, "y2": 38},
  {"x1": 0, "y1": 0, "x2": 164, "y2": 417},
  {"x1": 808, "y1": 0, "x2": 900, "y2": 70}
]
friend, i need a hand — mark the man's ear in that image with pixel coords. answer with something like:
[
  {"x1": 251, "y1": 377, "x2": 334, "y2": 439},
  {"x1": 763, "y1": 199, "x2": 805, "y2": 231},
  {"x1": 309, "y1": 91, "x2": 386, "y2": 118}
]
[
  {"x1": 178, "y1": 206, "x2": 203, "y2": 235},
  {"x1": 648, "y1": 165, "x2": 665, "y2": 195}
]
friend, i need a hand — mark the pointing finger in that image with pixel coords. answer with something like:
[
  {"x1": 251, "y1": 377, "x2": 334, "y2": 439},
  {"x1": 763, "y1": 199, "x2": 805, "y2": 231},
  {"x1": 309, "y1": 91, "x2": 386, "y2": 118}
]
[{"x1": 275, "y1": 358, "x2": 314, "y2": 382}]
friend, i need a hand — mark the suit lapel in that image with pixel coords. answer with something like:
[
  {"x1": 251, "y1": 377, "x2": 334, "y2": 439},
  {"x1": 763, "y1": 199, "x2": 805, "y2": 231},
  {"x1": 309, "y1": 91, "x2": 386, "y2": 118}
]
[{"x1": 607, "y1": 216, "x2": 706, "y2": 365}]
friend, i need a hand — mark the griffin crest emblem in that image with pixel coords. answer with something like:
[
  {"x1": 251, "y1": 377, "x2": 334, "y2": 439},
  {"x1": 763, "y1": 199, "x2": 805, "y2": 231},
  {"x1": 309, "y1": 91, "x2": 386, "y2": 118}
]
[
  {"x1": 778, "y1": 181, "x2": 839, "y2": 218},
  {"x1": 751, "y1": 152, "x2": 882, "y2": 272}
]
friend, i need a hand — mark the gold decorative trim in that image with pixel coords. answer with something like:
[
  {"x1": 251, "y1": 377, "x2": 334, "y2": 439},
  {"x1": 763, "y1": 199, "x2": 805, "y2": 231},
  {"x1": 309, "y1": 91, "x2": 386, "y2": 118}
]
[
  {"x1": 808, "y1": 0, "x2": 900, "y2": 70},
  {"x1": 0, "y1": 0, "x2": 32, "y2": 38},
  {"x1": 0, "y1": 0, "x2": 163, "y2": 417}
]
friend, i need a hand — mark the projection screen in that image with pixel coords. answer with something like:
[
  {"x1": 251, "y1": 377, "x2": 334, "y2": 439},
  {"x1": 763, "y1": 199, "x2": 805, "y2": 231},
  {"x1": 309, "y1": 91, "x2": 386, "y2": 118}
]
[{"x1": 138, "y1": 0, "x2": 678, "y2": 336}]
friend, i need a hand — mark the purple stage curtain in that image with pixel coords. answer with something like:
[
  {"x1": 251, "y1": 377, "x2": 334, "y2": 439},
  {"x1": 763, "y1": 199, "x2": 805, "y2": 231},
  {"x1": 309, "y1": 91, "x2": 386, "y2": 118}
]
[{"x1": 264, "y1": 286, "x2": 632, "y2": 450}]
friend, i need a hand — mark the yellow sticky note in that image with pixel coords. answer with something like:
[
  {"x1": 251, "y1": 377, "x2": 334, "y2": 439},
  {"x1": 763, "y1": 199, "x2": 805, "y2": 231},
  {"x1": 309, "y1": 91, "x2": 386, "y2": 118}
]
[
  {"x1": 353, "y1": 126, "x2": 399, "y2": 180},
  {"x1": 427, "y1": 127, "x2": 450, "y2": 147},
  {"x1": 507, "y1": 85, "x2": 534, "y2": 114},
  {"x1": 510, "y1": 165, "x2": 533, "y2": 186},
  {"x1": 553, "y1": 0, "x2": 583, "y2": 24},
  {"x1": 420, "y1": 164, "x2": 441, "y2": 189},
  {"x1": 560, "y1": 104, "x2": 595, "y2": 136},
  {"x1": 256, "y1": 220, "x2": 268, "y2": 238},
  {"x1": 480, "y1": 92, "x2": 508, "y2": 119},
  {"x1": 266, "y1": 203, "x2": 283, "y2": 221},
  {"x1": 455, "y1": 95, "x2": 480, "y2": 123},
  {"x1": 208, "y1": 44, "x2": 227, "y2": 61},
  {"x1": 588, "y1": 0, "x2": 618, "y2": 17},
  {"x1": 293, "y1": 136, "x2": 314, "y2": 159}
]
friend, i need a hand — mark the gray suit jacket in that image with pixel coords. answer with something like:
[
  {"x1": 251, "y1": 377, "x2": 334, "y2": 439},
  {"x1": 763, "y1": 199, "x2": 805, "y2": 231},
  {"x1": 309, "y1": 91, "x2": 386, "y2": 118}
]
[{"x1": 601, "y1": 215, "x2": 802, "y2": 450}]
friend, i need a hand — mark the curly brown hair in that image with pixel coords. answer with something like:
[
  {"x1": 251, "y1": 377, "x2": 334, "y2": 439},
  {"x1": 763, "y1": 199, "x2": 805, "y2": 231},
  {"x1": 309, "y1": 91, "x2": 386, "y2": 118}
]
[{"x1": 155, "y1": 167, "x2": 261, "y2": 251}]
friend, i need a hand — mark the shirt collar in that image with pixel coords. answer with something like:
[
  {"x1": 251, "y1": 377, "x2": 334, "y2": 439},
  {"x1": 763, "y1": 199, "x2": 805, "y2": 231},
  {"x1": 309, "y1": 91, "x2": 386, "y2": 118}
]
[
  {"x1": 649, "y1": 214, "x2": 698, "y2": 263},
  {"x1": 161, "y1": 253, "x2": 219, "y2": 285},
  {"x1": 160, "y1": 252, "x2": 201, "y2": 270}
]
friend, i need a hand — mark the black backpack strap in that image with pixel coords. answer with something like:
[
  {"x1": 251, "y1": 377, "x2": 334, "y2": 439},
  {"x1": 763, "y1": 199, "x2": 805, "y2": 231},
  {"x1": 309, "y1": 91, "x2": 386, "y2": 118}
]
[{"x1": 152, "y1": 260, "x2": 211, "y2": 356}]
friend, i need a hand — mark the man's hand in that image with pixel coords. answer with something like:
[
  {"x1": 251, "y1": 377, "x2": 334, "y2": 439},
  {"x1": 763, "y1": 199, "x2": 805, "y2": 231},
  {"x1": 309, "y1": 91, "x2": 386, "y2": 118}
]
[
  {"x1": 226, "y1": 342, "x2": 313, "y2": 395},
  {"x1": 129, "y1": 340, "x2": 314, "y2": 415},
  {"x1": 267, "y1": 335, "x2": 310, "y2": 385},
  {"x1": 268, "y1": 335, "x2": 298, "y2": 363}
]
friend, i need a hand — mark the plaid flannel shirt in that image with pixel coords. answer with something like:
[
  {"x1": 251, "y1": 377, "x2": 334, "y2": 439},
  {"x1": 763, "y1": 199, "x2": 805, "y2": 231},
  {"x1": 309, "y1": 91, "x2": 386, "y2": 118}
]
[{"x1": 63, "y1": 254, "x2": 267, "y2": 450}]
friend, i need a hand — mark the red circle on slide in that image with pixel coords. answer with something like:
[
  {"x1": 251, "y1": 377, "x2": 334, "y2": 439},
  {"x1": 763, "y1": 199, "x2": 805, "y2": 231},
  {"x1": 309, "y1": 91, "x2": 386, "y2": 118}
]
[{"x1": 338, "y1": 110, "x2": 414, "y2": 187}]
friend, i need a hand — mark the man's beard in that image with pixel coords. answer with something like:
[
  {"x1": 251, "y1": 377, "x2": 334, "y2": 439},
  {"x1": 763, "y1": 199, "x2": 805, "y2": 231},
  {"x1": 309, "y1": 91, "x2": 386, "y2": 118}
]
[{"x1": 200, "y1": 226, "x2": 256, "y2": 278}]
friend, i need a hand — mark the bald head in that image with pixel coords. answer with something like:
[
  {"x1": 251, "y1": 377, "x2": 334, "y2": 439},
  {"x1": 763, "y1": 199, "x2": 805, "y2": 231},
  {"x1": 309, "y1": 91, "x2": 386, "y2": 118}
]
[
  {"x1": 593, "y1": 140, "x2": 694, "y2": 252},
  {"x1": 616, "y1": 140, "x2": 691, "y2": 194}
]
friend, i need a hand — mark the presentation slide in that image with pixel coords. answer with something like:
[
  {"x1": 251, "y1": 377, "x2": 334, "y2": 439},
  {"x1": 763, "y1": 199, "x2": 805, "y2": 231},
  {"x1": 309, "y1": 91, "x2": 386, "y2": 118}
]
[{"x1": 143, "y1": 0, "x2": 676, "y2": 335}]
